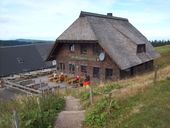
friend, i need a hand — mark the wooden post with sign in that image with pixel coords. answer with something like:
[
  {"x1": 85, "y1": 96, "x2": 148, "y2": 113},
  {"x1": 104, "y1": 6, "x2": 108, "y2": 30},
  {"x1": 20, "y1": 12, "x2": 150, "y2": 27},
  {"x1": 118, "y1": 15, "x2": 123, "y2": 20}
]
[
  {"x1": 90, "y1": 87, "x2": 93, "y2": 105},
  {"x1": 154, "y1": 65, "x2": 158, "y2": 84}
]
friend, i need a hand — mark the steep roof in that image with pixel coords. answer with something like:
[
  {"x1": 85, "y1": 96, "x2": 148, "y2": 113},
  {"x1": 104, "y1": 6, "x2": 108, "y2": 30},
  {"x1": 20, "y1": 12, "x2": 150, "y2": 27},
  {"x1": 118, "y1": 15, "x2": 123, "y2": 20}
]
[
  {"x1": 58, "y1": 16, "x2": 97, "y2": 40},
  {"x1": 47, "y1": 11, "x2": 160, "y2": 70},
  {"x1": 0, "y1": 43, "x2": 54, "y2": 77}
]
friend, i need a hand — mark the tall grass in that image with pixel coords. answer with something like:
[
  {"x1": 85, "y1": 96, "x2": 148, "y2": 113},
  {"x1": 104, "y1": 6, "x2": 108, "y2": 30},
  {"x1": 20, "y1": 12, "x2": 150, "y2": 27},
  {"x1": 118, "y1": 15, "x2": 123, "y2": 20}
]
[
  {"x1": 85, "y1": 78, "x2": 170, "y2": 128},
  {"x1": 0, "y1": 93, "x2": 65, "y2": 128},
  {"x1": 155, "y1": 45, "x2": 170, "y2": 68},
  {"x1": 83, "y1": 45, "x2": 170, "y2": 128}
]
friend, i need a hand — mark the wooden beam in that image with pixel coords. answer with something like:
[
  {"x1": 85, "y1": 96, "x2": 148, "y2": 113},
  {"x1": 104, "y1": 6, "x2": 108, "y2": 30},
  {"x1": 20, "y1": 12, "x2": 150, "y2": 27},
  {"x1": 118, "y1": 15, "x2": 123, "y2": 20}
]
[{"x1": 4, "y1": 80, "x2": 42, "y2": 94}]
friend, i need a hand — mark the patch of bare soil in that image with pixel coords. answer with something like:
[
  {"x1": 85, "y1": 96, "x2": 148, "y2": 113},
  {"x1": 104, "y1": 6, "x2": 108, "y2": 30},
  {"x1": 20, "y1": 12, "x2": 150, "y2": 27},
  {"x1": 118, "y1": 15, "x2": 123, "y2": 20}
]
[{"x1": 0, "y1": 88, "x2": 23, "y2": 101}]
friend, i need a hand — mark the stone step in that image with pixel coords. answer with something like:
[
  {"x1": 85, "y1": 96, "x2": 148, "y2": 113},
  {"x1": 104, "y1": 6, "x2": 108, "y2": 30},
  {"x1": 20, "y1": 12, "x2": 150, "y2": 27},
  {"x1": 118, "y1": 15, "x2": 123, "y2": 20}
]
[
  {"x1": 55, "y1": 110, "x2": 85, "y2": 128},
  {"x1": 65, "y1": 96, "x2": 82, "y2": 111}
]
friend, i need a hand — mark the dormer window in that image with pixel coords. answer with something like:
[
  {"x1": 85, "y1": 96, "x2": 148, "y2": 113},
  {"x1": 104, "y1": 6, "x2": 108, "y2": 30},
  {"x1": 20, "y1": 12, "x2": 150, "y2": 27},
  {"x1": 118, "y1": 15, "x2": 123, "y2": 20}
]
[
  {"x1": 69, "y1": 44, "x2": 75, "y2": 52},
  {"x1": 93, "y1": 44, "x2": 101, "y2": 55},
  {"x1": 80, "y1": 44, "x2": 87, "y2": 54},
  {"x1": 137, "y1": 44, "x2": 146, "y2": 53},
  {"x1": 17, "y1": 57, "x2": 24, "y2": 64}
]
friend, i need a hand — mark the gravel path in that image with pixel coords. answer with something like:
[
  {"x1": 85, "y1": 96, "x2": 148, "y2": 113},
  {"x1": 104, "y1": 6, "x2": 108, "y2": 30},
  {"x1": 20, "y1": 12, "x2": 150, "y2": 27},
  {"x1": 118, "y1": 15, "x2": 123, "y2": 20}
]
[{"x1": 55, "y1": 96, "x2": 85, "y2": 128}]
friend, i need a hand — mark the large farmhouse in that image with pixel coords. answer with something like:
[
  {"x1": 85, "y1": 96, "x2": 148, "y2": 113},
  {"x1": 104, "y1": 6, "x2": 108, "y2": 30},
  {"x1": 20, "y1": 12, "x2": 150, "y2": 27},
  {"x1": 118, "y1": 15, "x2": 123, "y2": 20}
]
[{"x1": 47, "y1": 11, "x2": 160, "y2": 82}]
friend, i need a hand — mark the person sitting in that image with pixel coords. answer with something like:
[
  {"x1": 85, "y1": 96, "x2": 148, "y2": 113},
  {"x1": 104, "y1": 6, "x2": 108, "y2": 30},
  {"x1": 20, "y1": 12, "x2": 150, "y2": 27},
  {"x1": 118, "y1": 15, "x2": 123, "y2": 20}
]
[
  {"x1": 59, "y1": 72, "x2": 65, "y2": 82},
  {"x1": 76, "y1": 75, "x2": 80, "y2": 82},
  {"x1": 83, "y1": 75, "x2": 90, "y2": 88},
  {"x1": 53, "y1": 73, "x2": 57, "y2": 78}
]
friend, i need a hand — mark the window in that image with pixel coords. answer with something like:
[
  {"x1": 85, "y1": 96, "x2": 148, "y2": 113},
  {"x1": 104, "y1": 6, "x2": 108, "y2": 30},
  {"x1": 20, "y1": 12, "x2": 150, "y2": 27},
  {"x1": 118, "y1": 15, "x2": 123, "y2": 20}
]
[
  {"x1": 57, "y1": 63, "x2": 60, "y2": 70},
  {"x1": 125, "y1": 68, "x2": 134, "y2": 75},
  {"x1": 105, "y1": 68, "x2": 113, "y2": 80},
  {"x1": 69, "y1": 44, "x2": 75, "y2": 52},
  {"x1": 59, "y1": 63, "x2": 65, "y2": 71},
  {"x1": 69, "y1": 64, "x2": 75, "y2": 74},
  {"x1": 145, "y1": 60, "x2": 153, "y2": 70},
  {"x1": 137, "y1": 44, "x2": 146, "y2": 53},
  {"x1": 17, "y1": 57, "x2": 24, "y2": 64},
  {"x1": 81, "y1": 65, "x2": 87, "y2": 73},
  {"x1": 93, "y1": 67, "x2": 100, "y2": 78},
  {"x1": 80, "y1": 44, "x2": 87, "y2": 54},
  {"x1": 93, "y1": 44, "x2": 101, "y2": 55},
  {"x1": 120, "y1": 68, "x2": 133, "y2": 78}
]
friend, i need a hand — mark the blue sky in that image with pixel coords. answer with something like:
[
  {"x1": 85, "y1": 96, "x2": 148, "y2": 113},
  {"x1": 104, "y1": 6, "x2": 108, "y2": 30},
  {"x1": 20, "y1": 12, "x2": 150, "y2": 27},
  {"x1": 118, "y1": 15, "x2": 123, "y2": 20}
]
[{"x1": 0, "y1": 0, "x2": 170, "y2": 40}]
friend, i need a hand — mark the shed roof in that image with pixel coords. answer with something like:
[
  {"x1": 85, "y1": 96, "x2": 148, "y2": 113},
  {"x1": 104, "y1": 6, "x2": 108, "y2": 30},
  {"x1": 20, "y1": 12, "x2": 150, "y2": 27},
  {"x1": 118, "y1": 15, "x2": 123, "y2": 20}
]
[
  {"x1": 0, "y1": 43, "x2": 54, "y2": 77},
  {"x1": 47, "y1": 11, "x2": 160, "y2": 70}
]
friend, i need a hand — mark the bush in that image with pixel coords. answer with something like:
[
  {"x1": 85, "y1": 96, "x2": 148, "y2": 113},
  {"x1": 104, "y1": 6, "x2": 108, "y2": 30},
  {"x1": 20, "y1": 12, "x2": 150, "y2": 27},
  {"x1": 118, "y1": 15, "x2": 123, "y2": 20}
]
[
  {"x1": 85, "y1": 97, "x2": 120, "y2": 128},
  {"x1": 80, "y1": 84, "x2": 120, "y2": 101}
]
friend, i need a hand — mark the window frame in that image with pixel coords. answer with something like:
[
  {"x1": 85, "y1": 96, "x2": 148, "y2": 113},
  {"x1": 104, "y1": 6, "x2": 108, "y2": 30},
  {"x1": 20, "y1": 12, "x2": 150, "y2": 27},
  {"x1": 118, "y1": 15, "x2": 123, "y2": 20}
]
[
  {"x1": 93, "y1": 44, "x2": 101, "y2": 55},
  {"x1": 17, "y1": 57, "x2": 24, "y2": 64},
  {"x1": 105, "y1": 68, "x2": 113, "y2": 80},
  {"x1": 59, "y1": 63, "x2": 65, "y2": 71},
  {"x1": 80, "y1": 44, "x2": 88, "y2": 54},
  {"x1": 81, "y1": 65, "x2": 87, "y2": 73},
  {"x1": 69, "y1": 44, "x2": 75, "y2": 52},
  {"x1": 93, "y1": 67, "x2": 100, "y2": 78},
  {"x1": 69, "y1": 63, "x2": 75, "y2": 74},
  {"x1": 137, "y1": 44, "x2": 146, "y2": 53}
]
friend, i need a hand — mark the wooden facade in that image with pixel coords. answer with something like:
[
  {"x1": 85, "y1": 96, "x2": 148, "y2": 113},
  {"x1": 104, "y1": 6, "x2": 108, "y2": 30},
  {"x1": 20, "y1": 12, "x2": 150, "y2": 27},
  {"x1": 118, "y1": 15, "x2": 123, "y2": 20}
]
[
  {"x1": 55, "y1": 43, "x2": 120, "y2": 83},
  {"x1": 54, "y1": 42, "x2": 153, "y2": 83},
  {"x1": 120, "y1": 60, "x2": 153, "y2": 78}
]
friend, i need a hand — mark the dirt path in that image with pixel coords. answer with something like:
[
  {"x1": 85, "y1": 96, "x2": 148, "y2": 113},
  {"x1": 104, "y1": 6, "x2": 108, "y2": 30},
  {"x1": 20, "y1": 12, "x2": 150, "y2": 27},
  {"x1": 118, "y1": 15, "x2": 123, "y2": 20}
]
[{"x1": 55, "y1": 96, "x2": 85, "y2": 128}]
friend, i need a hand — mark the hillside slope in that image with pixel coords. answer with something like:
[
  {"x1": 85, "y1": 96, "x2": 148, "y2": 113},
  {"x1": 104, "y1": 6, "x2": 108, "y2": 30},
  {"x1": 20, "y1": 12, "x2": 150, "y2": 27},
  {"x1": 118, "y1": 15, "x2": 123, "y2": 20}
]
[{"x1": 83, "y1": 45, "x2": 170, "y2": 128}]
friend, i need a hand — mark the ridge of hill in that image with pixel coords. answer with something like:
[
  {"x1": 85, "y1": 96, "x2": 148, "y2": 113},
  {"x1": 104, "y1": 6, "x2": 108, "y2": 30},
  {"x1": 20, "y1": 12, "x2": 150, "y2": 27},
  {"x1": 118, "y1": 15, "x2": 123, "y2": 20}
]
[{"x1": 0, "y1": 39, "x2": 54, "y2": 47}]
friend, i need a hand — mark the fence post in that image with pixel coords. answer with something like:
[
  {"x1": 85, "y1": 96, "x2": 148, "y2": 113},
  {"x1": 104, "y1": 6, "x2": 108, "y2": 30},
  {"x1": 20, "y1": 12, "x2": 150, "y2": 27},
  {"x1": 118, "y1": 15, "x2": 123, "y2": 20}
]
[
  {"x1": 65, "y1": 86, "x2": 68, "y2": 95},
  {"x1": 90, "y1": 87, "x2": 93, "y2": 105},
  {"x1": 57, "y1": 85, "x2": 60, "y2": 96},
  {"x1": 154, "y1": 65, "x2": 158, "y2": 84},
  {"x1": 77, "y1": 85, "x2": 80, "y2": 96},
  {"x1": 13, "y1": 110, "x2": 20, "y2": 128}
]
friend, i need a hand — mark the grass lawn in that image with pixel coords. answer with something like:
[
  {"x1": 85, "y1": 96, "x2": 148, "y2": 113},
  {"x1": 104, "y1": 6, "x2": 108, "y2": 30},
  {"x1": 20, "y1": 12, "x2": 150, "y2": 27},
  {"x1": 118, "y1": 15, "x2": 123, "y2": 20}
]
[
  {"x1": 155, "y1": 45, "x2": 170, "y2": 54},
  {"x1": 117, "y1": 78, "x2": 170, "y2": 128},
  {"x1": 155, "y1": 45, "x2": 170, "y2": 68},
  {"x1": 85, "y1": 79, "x2": 170, "y2": 128},
  {"x1": 85, "y1": 45, "x2": 170, "y2": 128}
]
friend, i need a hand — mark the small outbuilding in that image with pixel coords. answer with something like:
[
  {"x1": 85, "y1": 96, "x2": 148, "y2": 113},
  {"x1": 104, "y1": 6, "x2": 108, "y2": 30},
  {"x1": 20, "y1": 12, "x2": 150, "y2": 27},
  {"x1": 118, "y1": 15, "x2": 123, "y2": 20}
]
[
  {"x1": 0, "y1": 43, "x2": 54, "y2": 77},
  {"x1": 47, "y1": 11, "x2": 160, "y2": 82}
]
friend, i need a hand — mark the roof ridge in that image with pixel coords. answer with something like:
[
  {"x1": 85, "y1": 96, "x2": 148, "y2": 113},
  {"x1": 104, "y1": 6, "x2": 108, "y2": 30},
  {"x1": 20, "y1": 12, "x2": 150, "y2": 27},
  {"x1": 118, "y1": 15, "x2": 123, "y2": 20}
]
[
  {"x1": 107, "y1": 20, "x2": 138, "y2": 46},
  {"x1": 0, "y1": 43, "x2": 53, "y2": 49},
  {"x1": 80, "y1": 11, "x2": 128, "y2": 21}
]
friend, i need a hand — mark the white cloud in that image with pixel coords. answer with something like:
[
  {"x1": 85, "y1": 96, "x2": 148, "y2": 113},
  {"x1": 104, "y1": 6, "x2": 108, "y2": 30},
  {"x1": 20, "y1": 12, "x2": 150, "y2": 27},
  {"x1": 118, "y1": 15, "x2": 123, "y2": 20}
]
[
  {"x1": 0, "y1": 0, "x2": 116, "y2": 40},
  {"x1": 0, "y1": 0, "x2": 170, "y2": 40}
]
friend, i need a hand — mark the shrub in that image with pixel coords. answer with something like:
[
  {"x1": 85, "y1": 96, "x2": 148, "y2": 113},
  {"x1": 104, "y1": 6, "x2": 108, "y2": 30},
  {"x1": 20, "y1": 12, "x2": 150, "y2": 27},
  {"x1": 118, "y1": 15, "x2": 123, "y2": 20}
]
[{"x1": 85, "y1": 97, "x2": 120, "y2": 128}]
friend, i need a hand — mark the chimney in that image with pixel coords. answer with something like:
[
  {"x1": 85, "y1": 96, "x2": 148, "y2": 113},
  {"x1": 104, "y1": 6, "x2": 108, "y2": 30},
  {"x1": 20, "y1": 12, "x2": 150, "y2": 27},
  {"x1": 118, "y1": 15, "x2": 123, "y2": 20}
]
[{"x1": 107, "y1": 13, "x2": 112, "y2": 16}]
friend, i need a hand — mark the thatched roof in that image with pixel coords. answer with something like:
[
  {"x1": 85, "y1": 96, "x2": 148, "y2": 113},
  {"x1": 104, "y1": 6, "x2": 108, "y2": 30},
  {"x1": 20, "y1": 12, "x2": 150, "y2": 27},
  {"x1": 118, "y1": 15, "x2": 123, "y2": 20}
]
[{"x1": 47, "y1": 11, "x2": 160, "y2": 70}]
